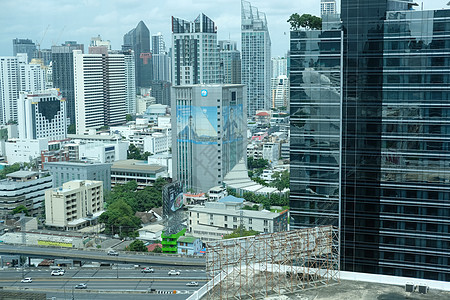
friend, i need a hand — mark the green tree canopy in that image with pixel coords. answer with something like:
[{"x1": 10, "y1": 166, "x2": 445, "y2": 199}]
[
  {"x1": 99, "y1": 199, "x2": 141, "y2": 238},
  {"x1": 67, "y1": 123, "x2": 76, "y2": 134},
  {"x1": 127, "y1": 144, "x2": 152, "y2": 160},
  {"x1": 12, "y1": 205, "x2": 29, "y2": 216},
  {"x1": 223, "y1": 225, "x2": 259, "y2": 239},
  {"x1": 126, "y1": 240, "x2": 148, "y2": 252},
  {"x1": 247, "y1": 157, "x2": 269, "y2": 170},
  {"x1": 271, "y1": 170, "x2": 290, "y2": 192},
  {"x1": 288, "y1": 13, "x2": 322, "y2": 30}
]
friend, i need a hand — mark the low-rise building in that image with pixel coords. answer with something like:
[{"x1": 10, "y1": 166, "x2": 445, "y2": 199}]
[
  {"x1": 5, "y1": 138, "x2": 48, "y2": 164},
  {"x1": 177, "y1": 236, "x2": 202, "y2": 255},
  {"x1": 45, "y1": 161, "x2": 112, "y2": 190},
  {"x1": 208, "y1": 186, "x2": 228, "y2": 202},
  {"x1": 138, "y1": 223, "x2": 165, "y2": 242},
  {"x1": 111, "y1": 159, "x2": 167, "y2": 189},
  {"x1": 263, "y1": 143, "x2": 279, "y2": 166},
  {"x1": 188, "y1": 196, "x2": 288, "y2": 241},
  {"x1": 45, "y1": 180, "x2": 104, "y2": 230},
  {"x1": 0, "y1": 171, "x2": 53, "y2": 217},
  {"x1": 66, "y1": 141, "x2": 128, "y2": 163}
]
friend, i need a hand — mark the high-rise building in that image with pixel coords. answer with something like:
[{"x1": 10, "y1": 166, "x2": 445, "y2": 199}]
[
  {"x1": 0, "y1": 56, "x2": 19, "y2": 124},
  {"x1": 271, "y1": 75, "x2": 289, "y2": 109},
  {"x1": 12, "y1": 39, "x2": 36, "y2": 63},
  {"x1": 151, "y1": 81, "x2": 171, "y2": 106},
  {"x1": 290, "y1": 0, "x2": 450, "y2": 282},
  {"x1": 123, "y1": 49, "x2": 136, "y2": 115},
  {"x1": 172, "y1": 14, "x2": 221, "y2": 85},
  {"x1": 18, "y1": 89, "x2": 67, "y2": 141},
  {"x1": 152, "y1": 53, "x2": 171, "y2": 83},
  {"x1": 172, "y1": 85, "x2": 246, "y2": 192},
  {"x1": 320, "y1": 0, "x2": 337, "y2": 16},
  {"x1": 17, "y1": 54, "x2": 46, "y2": 92},
  {"x1": 241, "y1": 0, "x2": 271, "y2": 117},
  {"x1": 152, "y1": 32, "x2": 166, "y2": 55},
  {"x1": 51, "y1": 41, "x2": 84, "y2": 125},
  {"x1": 73, "y1": 50, "x2": 126, "y2": 134},
  {"x1": 123, "y1": 21, "x2": 152, "y2": 89},
  {"x1": 219, "y1": 40, "x2": 241, "y2": 84},
  {"x1": 271, "y1": 57, "x2": 288, "y2": 78}
]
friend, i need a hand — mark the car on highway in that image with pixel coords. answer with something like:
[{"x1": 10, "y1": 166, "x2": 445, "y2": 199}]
[
  {"x1": 186, "y1": 281, "x2": 199, "y2": 286},
  {"x1": 75, "y1": 283, "x2": 87, "y2": 289},
  {"x1": 51, "y1": 270, "x2": 64, "y2": 276},
  {"x1": 141, "y1": 267, "x2": 154, "y2": 273},
  {"x1": 21, "y1": 277, "x2": 32, "y2": 283},
  {"x1": 168, "y1": 270, "x2": 180, "y2": 276},
  {"x1": 107, "y1": 249, "x2": 119, "y2": 256}
]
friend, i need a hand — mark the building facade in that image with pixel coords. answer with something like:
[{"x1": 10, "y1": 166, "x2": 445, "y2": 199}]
[
  {"x1": 172, "y1": 14, "x2": 221, "y2": 85},
  {"x1": 73, "y1": 50, "x2": 126, "y2": 134},
  {"x1": 111, "y1": 159, "x2": 167, "y2": 189},
  {"x1": 290, "y1": 0, "x2": 450, "y2": 282},
  {"x1": 12, "y1": 39, "x2": 36, "y2": 63},
  {"x1": 172, "y1": 84, "x2": 246, "y2": 193},
  {"x1": 45, "y1": 161, "x2": 112, "y2": 191},
  {"x1": 219, "y1": 40, "x2": 241, "y2": 84},
  {"x1": 45, "y1": 180, "x2": 104, "y2": 230},
  {"x1": 271, "y1": 75, "x2": 289, "y2": 109},
  {"x1": 0, "y1": 171, "x2": 53, "y2": 217},
  {"x1": 241, "y1": 0, "x2": 271, "y2": 116},
  {"x1": 51, "y1": 41, "x2": 84, "y2": 125},
  {"x1": 0, "y1": 56, "x2": 19, "y2": 124},
  {"x1": 320, "y1": 0, "x2": 337, "y2": 16},
  {"x1": 18, "y1": 89, "x2": 67, "y2": 141},
  {"x1": 123, "y1": 21, "x2": 152, "y2": 89}
]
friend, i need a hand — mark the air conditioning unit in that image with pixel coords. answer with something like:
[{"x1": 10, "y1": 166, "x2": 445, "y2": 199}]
[
  {"x1": 405, "y1": 282, "x2": 415, "y2": 293},
  {"x1": 418, "y1": 284, "x2": 429, "y2": 294}
]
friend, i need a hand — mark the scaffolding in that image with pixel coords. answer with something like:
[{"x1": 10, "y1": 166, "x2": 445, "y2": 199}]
[{"x1": 205, "y1": 225, "x2": 339, "y2": 299}]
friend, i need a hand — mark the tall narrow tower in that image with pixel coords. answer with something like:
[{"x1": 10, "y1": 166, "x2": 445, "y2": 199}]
[{"x1": 241, "y1": 0, "x2": 271, "y2": 117}]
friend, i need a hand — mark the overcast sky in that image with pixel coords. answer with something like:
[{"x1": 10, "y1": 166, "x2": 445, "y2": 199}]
[{"x1": 0, "y1": 0, "x2": 448, "y2": 58}]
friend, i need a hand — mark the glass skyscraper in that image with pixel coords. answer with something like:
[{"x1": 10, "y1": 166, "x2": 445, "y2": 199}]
[{"x1": 290, "y1": 0, "x2": 450, "y2": 281}]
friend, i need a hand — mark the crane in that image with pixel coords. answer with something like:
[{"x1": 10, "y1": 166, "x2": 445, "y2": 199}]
[{"x1": 36, "y1": 25, "x2": 50, "y2": 60}]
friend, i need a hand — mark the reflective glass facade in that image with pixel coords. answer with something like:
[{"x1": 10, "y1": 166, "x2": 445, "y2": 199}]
[{"x1": 290, "y1": 1, "x2": 450, "y2": 281}]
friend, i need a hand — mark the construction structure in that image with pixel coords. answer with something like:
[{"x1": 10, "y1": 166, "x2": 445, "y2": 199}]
[{"x1": 204, "y1": 225, "x2": 339, "y2": 299}]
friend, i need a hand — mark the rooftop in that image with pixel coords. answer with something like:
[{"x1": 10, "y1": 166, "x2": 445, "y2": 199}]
[
  {"x1": 111, "y1": 159, "x2": 166, "y2": 173},
  {"x1": 178, "y1": 236, "x2": 199, "y2": 244},
  {"x1": 7, "y1": 171, "x2": 37, "y2": 178}
]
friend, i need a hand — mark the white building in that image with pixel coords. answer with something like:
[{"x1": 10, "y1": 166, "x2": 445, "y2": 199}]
[
  {"x1": 68, "y1": 141, "x2": 128, "y2": 163},
  {"x1": 45, "y1": 180, "x2": 104, "y2": 230},
  {"x1": 5, "y1": 138, "x2": 48, "y2": 164},
  {"x1": 136, "y1": 95, "x2": 156, "y2": 114},
  {"x1": 172, "y1": 13, "x2": 221, "y2": 85},
  {"x1": 143, "y1": 132, "x2": 170, "y2": 155},
  {"x1": 148, "y1": 153, "x2": 172, "y2": 179},
  {"x1": 321, "y1": 0, "x2": 337, "y2": 16},
  {"x1": 73, "y1": 50, "x2": 126, "y2": 134},
  {"x1": 271, "y1": 57, "x2": 288, "y2": 78},
  {"x1": 241, "y1": 1, "x2": 271, "y2": 116},
  {"x1": 208, "y1": 186, "x2": 228, "y2": 201},
  {"x1": 0, "y1": 170, "x2": 53, "y2": 217},
  {"x1": 271, "y1": 75, "x2": 289, "y2": 109},
  {"x1": 123, "y1": 50, "x2": 136, "y2": 115},
  {"x1": 0, "y1": 56, "x2": 19, "y2": 124},
  {"x1": 188, "y1": 196, "x2": 288, "y2": 241},
  {"x1": 17, "y1": 54, "x2": 46, "y2": 93},
  {"x1": 263, "y1": 143, "x2": 279, "y2": 166},
  {"x1": 18, "y1": 89, "x2": 67, "y2": 141}
]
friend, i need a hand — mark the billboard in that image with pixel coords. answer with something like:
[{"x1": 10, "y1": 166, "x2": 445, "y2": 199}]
[
  {"x1": 162, "y1": 182, "x2": 185, "y2": 235},
  {"x1": 176, "y1": 105, "x2": 218, "y2": 145}
]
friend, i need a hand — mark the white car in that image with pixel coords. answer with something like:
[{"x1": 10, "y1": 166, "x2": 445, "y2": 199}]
[
  {"x1": 51, "y1": 270, "x2": 64, "y2": 276},
  {"x1": 168, "y1": 270, "x2": 180, "y2": 276},
  {"x1": 21, "y1": 277, "x2": 32, "y2": 283},
  {"x1": 186, "y1": 281, "x2": 199, "y2": 286},
  {"x1": 107, "y1": 250, "x2": 119, "y2": 256}
]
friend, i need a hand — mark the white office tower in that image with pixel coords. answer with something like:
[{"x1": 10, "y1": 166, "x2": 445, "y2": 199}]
[
  {"x1": 17, "y1": 54, "x2": 46, "y2": 93},
  {"x1": 241, "y1": 0, "x2": 271, "y2": 117},
  {"x1": 0, "y1": 56, "x2": 19, "y2": 124},
  {"x1": 123, "y1": 50, "x2": 136, "y2": 114},
  {"x1": 18, "y1": 88, "x2": 67, "y2": 141},
  {"x1": 271, "y1": 75, "x2": 290, "y2": 109},
  {"x1": 152, "y1": 32, "x2": 166, "y2": 55},
  {"x1": 73, "y1": 50, "x2": 126, "y2": 134},
  {"x1": 219, "y1": 40, "x2": 241, "y2": 84},
  {"x1": 271, "y1": 57, "x2": 288, "y2": 78},
  {"x1": 321, "y1": 0, "x2": 337, "y2": 15},
  {"x1": 172, "y1": 14, "x2": 221, "y2": 85}
]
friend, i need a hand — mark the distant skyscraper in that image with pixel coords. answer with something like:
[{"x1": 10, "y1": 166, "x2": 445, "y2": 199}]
[
  {"x1": 241, "y1": 0, "x2": 271, "y2": 117},
  {"x1": 12, "y1": 38, "x2": 36, "y2": 63},
  {"x1": 18, "y1": 88, "x2": 67, "y2": 141},
  {"x1": 172, "y1": 14, "x2": 221, "y2": 85},
  {"x1": 17, "y1": 54, "x2": 45, "y2": 92},
  {"x1": 151, "y1": 81, "x2": 171, "y2": 106},
  {"x1": 219, "y1": 40, "x2": 241, "y2": 84},
  {"x1": 172, "y1": 84, "x2": 246, "y2": 192},
  {"x1": 51, "y1": 41, "x2": 84, "y2": 125},
  {"x1": 123, "y1": 21, "x2": 152, "y2": 89},
  {"x1": 0, "y1": 56, "x2": 19, "y2": 124},
  {"x1": 271, "y1": 75, "x2": 289, "y2": 109},
  {"x1": 123, "y1": 50, "x2": 136, "y2": 115},
  {"x1": 320, "y1": 0, "x2": 337, "y2": 15},
  {"x1": 73, "y1": 50, "x2": 126, "y2": 134},
  {"x1": 152, "y1": 32, "x2": 166, "y2": 55},
  {"x1": 271, "y1": 57, "x2": 288, "y2": 78}
]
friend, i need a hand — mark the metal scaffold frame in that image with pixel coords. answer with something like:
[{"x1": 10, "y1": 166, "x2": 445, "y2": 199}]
[{"x1": 205, "y1": 226, "x2": 339, "y2": 299}]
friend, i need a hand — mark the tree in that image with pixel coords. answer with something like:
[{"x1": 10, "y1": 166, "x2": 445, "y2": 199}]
[
  {"x1": 126, "y1": 114, "x2": 133, "y2": 122},
  {"x1": 126, "y1": 240, "x2": 148, "y2": 252},
  {"x1": 12, "y1": 205, "x2": 29, "y2": 216},
  {"x1": 247, "y1": 157, "x2": 269, "y2": 170},
  {"x1": 271, "y1": 170, "x2": 290, "y2": 192},
  {"x1": 288, "y1": 13, "x2": 322, "y2": 30},
  {"x1": 127, "y1": 144, "x2": 142, "y2": 160},
  {"x1": 0, "y1": 163, "x2": 22, "y2": 179},
  {"x1": 99, "y1": 199, "x2": 141, "y2": 237},
  {"x1": 67, "y1": 123, "x2": 76, "y2": 134},
  {"x1": 152, "y1": 245, "x2": 162, "y2": 253}
]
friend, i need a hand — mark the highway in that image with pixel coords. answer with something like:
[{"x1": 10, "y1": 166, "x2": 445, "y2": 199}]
[
  {"x1": 0, "y1": 244, "x2": 205, "y2": 266},
  {"x1": 0, "y1": 266, "x2": 208, "y2": 299}
]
